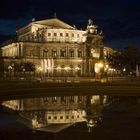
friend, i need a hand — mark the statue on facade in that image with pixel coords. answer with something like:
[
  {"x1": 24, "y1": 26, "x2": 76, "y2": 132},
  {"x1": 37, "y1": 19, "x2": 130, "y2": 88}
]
[
  {"x1": 87, "y1": 19, "x2": 98, "y2": 34},
  {"x1": 88, "y1": 19, "x2": 94, "y2": 26}
]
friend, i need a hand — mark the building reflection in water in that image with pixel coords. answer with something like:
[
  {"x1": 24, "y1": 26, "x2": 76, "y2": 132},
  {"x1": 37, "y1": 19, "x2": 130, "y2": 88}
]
[{"x1": 2, "y1": 95, "x2": 107, "y2": 133}]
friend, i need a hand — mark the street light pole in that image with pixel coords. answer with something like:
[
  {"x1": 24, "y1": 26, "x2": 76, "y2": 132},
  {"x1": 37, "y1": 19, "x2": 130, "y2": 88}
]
[{"x1": 8, "y1": 65, "x2": 13, "y2": 79}]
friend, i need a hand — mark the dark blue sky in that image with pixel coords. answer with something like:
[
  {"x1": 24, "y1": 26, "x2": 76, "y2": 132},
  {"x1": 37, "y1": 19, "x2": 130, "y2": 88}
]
[{"x1": 0, "y1": 0, "x2": 140, "y2": 48}]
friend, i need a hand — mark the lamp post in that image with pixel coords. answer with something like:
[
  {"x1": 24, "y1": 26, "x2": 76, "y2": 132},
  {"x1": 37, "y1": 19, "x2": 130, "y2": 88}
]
[
  {"x1": 22, "y1": 68, "x2": 26, "y2": 79},
  {"x1": 123, "y1": 68, "x2": 126, "y2": 76},
  {"x1": 105, "y1": 64, "x2": 109, "y2": 82},
  {"x1": 8, "y1": 65, "x2": 13, "y2": 79},
  {"x1": 98, "y1": 62, "x2": 104, "y2": 80}
]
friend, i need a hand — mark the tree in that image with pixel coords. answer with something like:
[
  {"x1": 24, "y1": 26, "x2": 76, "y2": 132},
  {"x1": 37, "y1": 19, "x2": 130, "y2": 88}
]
[
  {"x1": 107, "y1": 45, "x2": 140, "y2": 73},
  {"x1": 122, "y1": 45, "x2": 140, "y2": 71},
  {"x1": 107, "y1": 51, "x2": 123, "y2": 70}
]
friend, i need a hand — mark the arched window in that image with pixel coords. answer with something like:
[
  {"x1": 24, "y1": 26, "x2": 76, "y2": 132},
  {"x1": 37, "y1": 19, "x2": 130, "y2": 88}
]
[
  {"x1": 48, "y1": 33, "x2": 51, "y2": 36},
  {"x1": 69, "y1": 49, "x2": 74, "y2": 57},
  {"x1": 43, "y1": 49, "x2": 48, "y2": 58},
  {"x1": 52, "y1": 49, "x2": 57, "y2": 58},
  {"x1": 78, "y1": 49, "x2": 82, "y2": 57},
  {"x1": 54, "y1": 33, "x2": 57, "y2": 36},
  {"x1": 66, "y1": 33, "x2": 69, "y2": 37},
  {"x1": 60, "y1": 49, "x2": 66, "y2": 57}
]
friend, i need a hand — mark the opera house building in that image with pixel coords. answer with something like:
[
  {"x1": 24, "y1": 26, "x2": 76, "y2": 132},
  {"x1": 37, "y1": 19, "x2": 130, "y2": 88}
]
[{"x1": 0, "y1": 17, "x2": 113, "y2": 78}]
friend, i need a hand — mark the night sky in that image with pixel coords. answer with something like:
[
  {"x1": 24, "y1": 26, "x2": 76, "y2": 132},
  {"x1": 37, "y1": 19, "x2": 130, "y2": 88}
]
[{"x1": 0, "y1": 0, "x2": 139, "y2": 48}]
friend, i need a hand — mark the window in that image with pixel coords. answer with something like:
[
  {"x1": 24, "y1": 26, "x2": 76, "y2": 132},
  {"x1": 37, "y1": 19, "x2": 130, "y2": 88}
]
[
  {"x1": 60, "y1": 116, "x2": 63, "y2": 119},
  {"x1": 70, "y1": 96, "x2": 74, "y2": 102},
  {"x1": 72, "y1": 33, "x2": 74, "y2": 37},
  {"x1": 69, "y1": 50, "x2": 74, "y2": 57},
  {"x1": 78, "y1": 50, "x2": 82, "y2": 57},
  {"x1": 77, "y1": 34, "x2": 80, "y2": 38},
  {"x1": 66, "y1": 116, "x2": 69, "y2": 119},
  {"x1": 52, "y1": 96, "x2": 57, "y2": 102},
  {"x1": 60, "y1": 33, "x2": 63, "y2": 37},
  {"x1": 48, "y1": 33, "x2": 51, "y2": 36},
  {"x1": 91, "y1": 49, "x2": 100, "y2": 58},
  {"x1": 78, "y1": 96, "x2": 82, "y2": 102},
  {"x1": 43, "y1": 50, "x2": 48, "y2": 58},
  {"x1": 52, "y1": 50, "x2": 57, "y2": 58},
  {"x1": 71, "y1": 116, "x2": 74, "y2": 119},
  {"x1": 43, "y1": 97, "x2": 49, "y2": 103},
  {"x1": 54, "y1": 116, "x2": 57, "y2": 120},
  {"x1": 48, "y1": 116, "x2": 51, "y2": 120},
  {"x1": 30, "y1": 50, "x2": 34, "y2": 56},
  {"x1": 77, "y1": 115, "x2": 79, "y2": 118},
  {"x1": 60, "y1": 49, "x2": 66, "y2": 57},
  {"x1": 54, "y1": 33, "x2": 57, "y2": 36},
  {"x1": 61, "y1": 96, "x2": 65, "y2": 103},
  {"x1": 66, "y1": 33, "x2": 69, "y2": 37}
]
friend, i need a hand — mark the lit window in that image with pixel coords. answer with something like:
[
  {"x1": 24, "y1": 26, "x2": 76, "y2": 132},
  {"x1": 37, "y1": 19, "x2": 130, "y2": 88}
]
[
  {"x1": 43, "y1": 50, "x2": 48, "y2": 58},
  {"x1": 52, "y1": 50, "x2": 57, "y2": 58},
  {"x1": 52, "y1": 96, "x2": 57, "y2": 102}
]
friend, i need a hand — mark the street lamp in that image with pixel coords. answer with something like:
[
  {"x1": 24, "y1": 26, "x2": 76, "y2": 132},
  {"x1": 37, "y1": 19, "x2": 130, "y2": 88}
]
[
  {"x1": 123, "y1": 68, "x2": 126, "y2": 76},
  {"x1": 98, "y1": 62, "x2": 103, "y2": 68},
  {"x1": 105, "y1": 64, "x2": 109, "y2": 82},
  {"x1": 98, "y1": 62, "x2": 104, "y2": 79},
  {"x1": 22, "y1": 68, "x2": 26, "y2": 79},
  {"x1": 8, "y1": 65, "x2": 13, "y2": 79}
]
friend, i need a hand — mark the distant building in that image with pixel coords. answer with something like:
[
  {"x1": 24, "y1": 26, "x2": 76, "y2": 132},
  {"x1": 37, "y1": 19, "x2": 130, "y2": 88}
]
[{"x1": 0, "y1": 17, "x2": 114, "y2": 77}]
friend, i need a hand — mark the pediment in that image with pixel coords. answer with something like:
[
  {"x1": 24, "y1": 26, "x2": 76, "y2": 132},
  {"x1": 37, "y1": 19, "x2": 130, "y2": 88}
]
[{"x1": 34, "y1": 18, "x2": 75, "y2": 29}]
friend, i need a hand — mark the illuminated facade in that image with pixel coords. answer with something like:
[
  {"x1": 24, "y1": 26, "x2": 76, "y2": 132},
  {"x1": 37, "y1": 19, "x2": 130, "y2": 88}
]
[{"x1": 0, "y1": 18, "x2": 113, "y2": 77}]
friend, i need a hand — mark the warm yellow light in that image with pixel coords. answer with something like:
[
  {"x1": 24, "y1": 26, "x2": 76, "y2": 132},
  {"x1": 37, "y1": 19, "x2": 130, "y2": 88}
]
[
  {"x1": 105, "y1": 64, "x2": 109, "y2": 68},
  {"x1": 64, "y1": 67, "x2": 71, "y2": 70},
  {"x1": 56, "y1": 66, "x2": 61, "y2": 70},
  {"x1": 38, "y1": 67, "x2": 43, "y2": 71},
  {"x1": 98, "y1": 63, "x2": 103, "y2": 68},
  {"x1": 123, "y1": 68, "x2": 126, "y2": 72},
  {"x1": 8, "y1": 65, "x2": 13, "y2": 70},
  {"x1": 75, "y1": 67, "x2": 80, "y2": 70}
]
